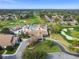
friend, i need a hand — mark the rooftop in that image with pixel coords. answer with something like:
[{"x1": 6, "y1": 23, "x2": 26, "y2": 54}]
[{"x1": 0, "y1": 34, "x2": 18, "y2": 47}]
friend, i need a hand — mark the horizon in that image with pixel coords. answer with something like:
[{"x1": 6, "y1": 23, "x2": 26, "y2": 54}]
[
  {"x1": 0, "y1": 8, "x2": 79, "y2": 10},
  {"x1": 0, "y1": 0, "x2": 79, "y2": 9}
]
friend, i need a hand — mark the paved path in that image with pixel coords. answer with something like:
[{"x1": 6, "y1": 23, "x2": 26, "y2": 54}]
[
  {"x1": 2, "y1": 39, "x2": 30, "y2": 59},
  {"x1": 47, "y1": 52, "x2": 79, "y2": 59},
  {"x1": 15, "y1": 39, "x2": 30, "y2": 59},
  {"x1": 46, "y1": 38, "x2": 79, "y2": 57}
]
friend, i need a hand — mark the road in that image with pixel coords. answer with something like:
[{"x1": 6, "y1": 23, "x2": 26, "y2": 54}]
[
  {"x1": 46, "y1": 52, "x2": 79, "y2": 59},
  {"x1": 46, "y1": 37, "x2": 79, "y2": 57}
]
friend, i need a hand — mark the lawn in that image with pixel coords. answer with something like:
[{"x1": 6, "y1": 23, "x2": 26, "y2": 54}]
[
  {"x1": 0, "y1": 16, "x2": 46, "y2": 29},
  {"x1": 25, "y1": 16, "x2": 46, "y2": 24},
  {"x1": 6, "y1": 49, "x2": 16, "y2": 54},
  {"x1": 6, "y1": 44, "x2": 19, "y2": 54},
  {"x1": 0, "y1": 44, "x2": 19, "y2": 54},
  {"x1": 65, "y1": 28, "x2": 79, "y2": 38},
  {"x1": 0, "y1": 19, "x2": 26, "y2": 29},
  {"x1": 50, "y1": 33, "x2": 79, "y2": 53},
  {"x1": 0, "y1": 50, "x2": 5, "y2": 54},
  {"x1": 50, "y1": 33, "x2": 70, "y2": 47},
  {"x1": 26, "y1": 40, "x2": 61, "y2": 53}
]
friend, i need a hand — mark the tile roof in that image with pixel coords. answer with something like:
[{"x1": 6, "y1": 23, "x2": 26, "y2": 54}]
[{"x1": 0, "y1": 34, "x2": 18, "y2": 47}]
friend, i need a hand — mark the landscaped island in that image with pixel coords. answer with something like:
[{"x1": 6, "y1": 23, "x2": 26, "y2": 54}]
[{"x1": 23, "y1": 40, "x2": 61, "y2": 59}]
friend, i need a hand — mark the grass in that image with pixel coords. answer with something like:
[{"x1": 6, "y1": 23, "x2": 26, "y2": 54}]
[
  {"x1": 26, "y1": 40, "x2": 61, "y2": 53},
  {"x1": 65, "y1": 28, "x2": 79, "y2": 38},
  {"x1": 25, "y1": 16, "x2": 46, "y2": 25},
  {"x1": 6, "y1": 49, "x2": 16, "y2": 54},
  {"x1": 6, "y1": 44, "x2": 19, "y2": 54},
  {"x1": 0, "y1": 50, "x2": 5, "y2": 54},
  {"x1": 74, "y1": 27, "x2": 79, "y2": 31},
  {"x1": 71, "y1": 31, "x2": 79, "y2": 38},
  {"x1": 50, "y1": 33, "x2": 79, "y2": 53},
  {"x1": 0, "y1": 19, "x2": 26, "y2": 29},
  {"x1": 0, "y1": 16, "x2": 46, "y2": 29},
  {"x1": 50, "y1": 33, "x2": 70, "y2": 47}
]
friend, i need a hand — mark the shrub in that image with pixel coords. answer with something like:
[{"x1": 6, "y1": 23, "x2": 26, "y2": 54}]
[
  {"x1": 71, "y1": 31, "x2": 79, "y2": 38},
  {"x1": 23, "y1": 50, "x2": 47, "y2": 59},
  {"x1": 48, "y1": 23, "x2": 62, "y2": 33},
  {"x1": 0, "y1": 46, "x2": 3, "y2": 50},
  {"x1": 0, "y1": 50, "x2": 4, "y2": 54},
  {"x1": 1, "y1": 28, "x2": 14, "y2": 34},
  {"x1": 6, "y1": 46, "x2": 14, "y2": 51},
  {"x1": 76, "y1": 49, "x2": 79, "y2": 53},
  {"x1": 19, "y1": 32, "x2": 30, "y2": 38}
]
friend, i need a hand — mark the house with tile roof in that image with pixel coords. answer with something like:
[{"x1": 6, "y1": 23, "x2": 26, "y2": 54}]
[
  {"x1": 10, "y1": 25, "x2": 48, "y2": 38},
  {"x1": 0, "y1": 34, "x2": 21, "y2": 48},
  {"x1": 23, "y1": 25, "x2": 48, "y2": 38}
]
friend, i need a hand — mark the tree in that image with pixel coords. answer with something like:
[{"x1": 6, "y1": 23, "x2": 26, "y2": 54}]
[
  {"x1": 6, "y1": 46, "x2": 14, "y2": 51},
  {"x1": 0, "y1": 46, "x2": 3, "y2": 50},
  {"x1": 19, "y1": 32, "x2": 30, "y2": 38},
  {"x1": 75, "y1": 48, "x2": 79, "y2": 53},
  {"x1": 75, "y1": 16, "x2": 79, "y2": 22},
  {"x1": 48, "y1": 22, "x2": 62, "y2": 33},
  {"x1": 0, "y1": 28, "x2": 14, "y2": 34},
  {"x1": 23, "y1": 50, "x2": 47, "y2": 59}
]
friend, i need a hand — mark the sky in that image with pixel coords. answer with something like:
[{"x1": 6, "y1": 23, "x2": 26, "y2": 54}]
[{"x1": 0, "y1": 0, "x2": 79, "y2": 9}]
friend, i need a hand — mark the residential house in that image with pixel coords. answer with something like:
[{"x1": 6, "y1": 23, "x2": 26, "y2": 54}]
[
  {"x1": 23, "y1": 25, "x2": 48, "y2": 38},
  {"x1": 10, "y1": 26, "x2": 22, "y2": 35},
  {"x1": 26, "y1": 26, "x2": 48, "y2": 45},
  {"x1": 44, "y1": 15, "x2": 52, "y2": 22},
  {"x1": 0, "y1": 14, "x2": 17, "y2": 21},
  {"x1": 0, "y1": 34, "x2": 21, "y2": 48},
  {"x1": 51, "y1": 15, "x2": 60, "y2": 22},
  {"x1": 10, "y1": 25, "x2": 48, "y2": 39},
  {"x1": 45, "y1": 15, "x2": 60, "y2": 22},
  {"x1": 60, "y1": 15, "x2": 78, "y2": 25}
]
